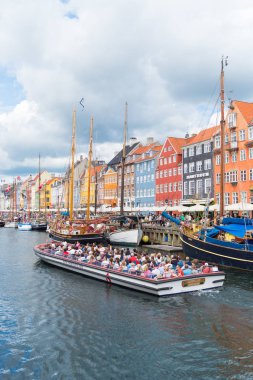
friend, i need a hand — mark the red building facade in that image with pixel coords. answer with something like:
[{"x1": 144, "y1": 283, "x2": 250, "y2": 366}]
[{"x1": 155, "y1": 137, "x2": 185, "y2": 207}]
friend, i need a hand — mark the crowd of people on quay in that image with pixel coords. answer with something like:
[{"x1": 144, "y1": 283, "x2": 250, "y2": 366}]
[{"x1": 48, "y1": 242, "x2": 219, "y2": 279}]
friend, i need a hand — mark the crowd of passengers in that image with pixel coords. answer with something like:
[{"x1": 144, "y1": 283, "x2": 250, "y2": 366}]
[{"x1": 48, "y1": 242, "x2": 219, "y2": 279}]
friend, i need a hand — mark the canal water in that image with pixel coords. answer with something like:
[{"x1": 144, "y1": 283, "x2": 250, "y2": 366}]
[{"x1": 1, "y1": 228, "x2": 253, "y2": 380}]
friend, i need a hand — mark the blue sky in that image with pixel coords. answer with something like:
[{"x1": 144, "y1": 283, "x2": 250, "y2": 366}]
[{"x1": 1, "y1": 0, "x2": 253, "y2": 181}]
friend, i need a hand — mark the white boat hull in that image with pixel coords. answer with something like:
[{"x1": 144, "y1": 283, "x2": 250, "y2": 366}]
[
  {"x1": 109, "y1": 228, "x2": 143, "y2": 246},
  {"x1": 5, "y1": 222, "x2": 18, "y2": 228},
  {"x1": 34, "y1": 244, "x2": 225, "y2": 297},
  {"x1": 18, "y1": 223, "x2": 32, "y2": 231}
]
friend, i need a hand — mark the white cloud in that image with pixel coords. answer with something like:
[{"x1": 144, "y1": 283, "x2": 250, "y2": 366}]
[{"x1": 0, "y1": 0, "x2": 253, "y2": 176}]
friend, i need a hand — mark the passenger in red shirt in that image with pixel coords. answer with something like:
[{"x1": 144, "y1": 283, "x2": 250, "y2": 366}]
[{"x1": 202, "y1": 263, "x2": 211, "y2": 273}]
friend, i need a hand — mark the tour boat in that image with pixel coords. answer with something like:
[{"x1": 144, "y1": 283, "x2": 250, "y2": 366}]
[
  {"x1": 18, "y1": 222, "x2": 32, "y2": 231},
  {"x1": 31, "y1": 221, "x2": 48, "y2": 231},
  {"x1": 34, "y1": 243, "x2": 225, "y2": 297}
]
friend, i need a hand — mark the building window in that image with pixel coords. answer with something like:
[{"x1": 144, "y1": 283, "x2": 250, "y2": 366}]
[
  {"x1": 204, "y1": 178, "x2": 211, "y2": 194},
  {"x1": 216, "y1": 193, "x2": 220, "y2": 205},
  {"x1": 173, "y1": 155, "x2": 177, "y2": 162},
  {"x1": 178, "y1": 166, "x2": 182, "y2": 175},
  {"x1": 249, "y1": 148, "x2": 253, "y2": 159},
  {"x1": 164, "y1": 157, "x2": 167, "y2": 165},
  {"x1": 225, "y1": 172, "x2": 230, "y2": 183},
  {"x1": 232, "y1": 192, "x2": 238, "y2": 204},
  {"x1": 231, "y1": 131, "x2": 237, "y2": 142},
  {"x1": 169, "y1": 183, "x2": 172, "y2": 192},
  {"x1": 184, "y1": 182, "x2": 188, "y2": 196},
  {"x1": 225, "y1": 134, "x2": 229, "y2": 144},
  {"x1": 189, "y1": 181, "x2": 195, "y2": 196},
  {"x1": 196, "y1": 161, "x2": 202, "y2": 171},
  {"x1": 204, "y1": 142, "x2": 211, "y2": 153},
  {"x1": 189, "y1": 147, "x2": 194, "y2": 156},
  {"x1": 196, "y1": 179, "x2": 202, "y2": 197},
  {"x1": 216, "y1": 155, "x2": 221, "y2": 165},
  {"x1": 249, "y1": 126, "x2": 253, "y2": 140},
  {"x1": 231, "y1": 151, "x2": 237, "y2": 162},
  {"x1": 228, "y1": 113, "x2": 237, "y2": 128},
  {"x1": 173, "y1": 168, "x2": 177, "y2": 176},
  {"x1": 225, "y1": 193, "x2": 230, "y2": 206},
  {"x1": 156, "y1": 171, "x2": 159, "y2": 179},
  {"x1": 160, "y1": 171, "x2": 163, "y2": 178},
  {"x1": 164, "y1": 184, "x2": 168, "y2": 193},
  {"x1": 225, "y1": 152, "x2": 229, "y2": 164},
  {"x1": 184, "y1": 164, "x2": 188, "y2": 174},
  {"x1": 241, "y1": 191, "x2": 247, "y2": 203},
  {"x1": 215, "y1": 136, "x2": 221, "y2": 148},
  {"x1": 160, "y1": 184, "x2": 163, "y2": 193},
  {"x1": 178, "y1": 182, "x2": 182, "y2": 191},
  {"x1": 189, "y1": 162, "x2": 195, "y2": 173},
  {"x1": 240, "y1": 170, "x2": 247, "y2": 181},
  {"x1": 164, "y1": 170, "x2": 168, "y2": 177},
  {"x1": 240, "y1": 150, "x2": 246, "y2": 161},
  {"x1": 250, "y1": 169, "x2": 253, "y2": 180},
  {"x1": 204, "y1": 159, "x2": 211, "y2": 170},
  {"x1": 230, "y1": 170, "x2": 238, "y2": 183},
  {"x1": 239, "y1": 130, "x2": 246, "y2": 141},
  {"x1": 216, "y1": 173, "x2": 221, "y2": 184},
  {"x1": 160, "y1": 159, "x2": 163, "y2": 165},
  {"x1": 168, "y1": 157, "x2": 172, "y2": 164},
  {"x1": 173, "y1": 182, "x2": 177, "y2": 191},
  {"x1": 169, "y1": 169, "x2": 172, "y2": 176},
  {"x1": 183, "y1": 149, "x2": 187, "y2": 158},
  {"x1": 196, "y1": 144, "x2": 202, "y2": 155}
]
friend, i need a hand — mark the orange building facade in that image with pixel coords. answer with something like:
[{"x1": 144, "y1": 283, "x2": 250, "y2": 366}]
[
  {"x1": 213, "y1": 100, "x2": 253, "y2": 210},
  {"x1": 103, "y1": 167, "x2": 118, "y2": 206}
]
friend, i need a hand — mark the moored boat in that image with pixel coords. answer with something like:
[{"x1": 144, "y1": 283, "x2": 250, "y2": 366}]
[
  {"x1": 109, "y1": 228, "x2": 143, "y2": 246},
  {"x1": 5, "y1": 221, "x2": 18, "y2": 228},
  {"x1": 18, "y1": 222, "x2": 32, "y2": 231},
  {"x1": 34, "y1": 243, "x2": 225, "y2": 297},
  {"x1": 0, "y1": 221, "x2": 5, "y2": 227},
  {"x1": 31, "y1": 221, "x2": 47, "y2": 231}
]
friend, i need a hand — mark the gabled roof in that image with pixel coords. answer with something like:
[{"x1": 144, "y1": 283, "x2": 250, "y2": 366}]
[
  {"x1": 167, "y1": 137, "x2": 187, "y2": 153},
  {"x1": 107, "y1": 142, "x2": 140, "y2": 166},
  {"x1": 134, "y1": 151, "x2": 160, "y2": 163},
  {"x1": 183, "y1": 125, "x2": 219, "y2": 147},
  {"x1": 233, "y1": 100, "x2": 253, "y2": 125}
]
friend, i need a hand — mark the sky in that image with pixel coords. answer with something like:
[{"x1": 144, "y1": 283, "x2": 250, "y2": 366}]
[{"x1": 1, "y1": 0, "x2": 253, "y2": 181}]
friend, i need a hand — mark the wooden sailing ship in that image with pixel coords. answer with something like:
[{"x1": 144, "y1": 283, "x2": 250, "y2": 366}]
[{"x1": 49, "y1": 110, "x2": 107, "y2": 243}]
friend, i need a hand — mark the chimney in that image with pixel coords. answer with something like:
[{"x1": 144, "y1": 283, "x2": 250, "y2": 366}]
[
  {"x1": 129, "y1": 137, "x2": 137, "y2": 146},
  {"x1": 146, "y1": 137, "x2": 154, "y2": 145},
  {"x1": 185, "y1": 132, "x2": 190, "y2": 138}
]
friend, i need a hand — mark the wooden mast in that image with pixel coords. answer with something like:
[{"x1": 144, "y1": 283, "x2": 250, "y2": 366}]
[
  {"x1": 69, "y1": 109, "x2": 76, "y2": 220},
  {"x1": 38, "y1": 153, "x2": 41, "y2": 215},
  {"x1": 219, "y1": 57, "x2": 227, "y2": 218},
  {"x1": 120, "y1": 102, "x2": 127, "y2": 215},
  {"x1": 86, "y1": 116, "x2": 93, "y2": 220}
]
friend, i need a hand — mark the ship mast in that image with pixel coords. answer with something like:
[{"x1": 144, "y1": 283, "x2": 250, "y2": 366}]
[
  {"x1": 219, "y1": 56, "x2": 228, "y2": 218},
  {"x1": 120, "y1": 102, "x2": 127, "y2": 215},
  {"x1": 69, "y1": 109, "x2": 76, "y2": 220},
  {"x1": 86, "y1": 116, "x2": 93, "y2": 220},
  {"x1": 38, "y1": 153, "x2": 41, "y2": 215}
]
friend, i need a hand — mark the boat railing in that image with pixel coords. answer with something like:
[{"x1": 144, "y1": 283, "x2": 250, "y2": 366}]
[{"x1": 35, "y1": 244, "x2": 224, "y2": 283}]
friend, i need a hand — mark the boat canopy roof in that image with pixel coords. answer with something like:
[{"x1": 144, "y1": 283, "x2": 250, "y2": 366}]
[
  {"x1": 222, "y1": 217, "x2": 253, "y2": 226},
  {"x1": 215, "y1": 224, "x2": 253, "y2": 238}
]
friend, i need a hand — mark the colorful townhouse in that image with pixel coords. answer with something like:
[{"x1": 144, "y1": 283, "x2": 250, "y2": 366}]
[
  {"x1": 107, "y1": 138, "x2": 140, "y2": 208},
  {"x1": 156, "y1": 137, "x2": 185, "y2": 207},
  {"x1": 182, "y1": 126, "x2": 218, "y2": 202},
  {"x1": 80, "y1": 164, "x2": 106, "y2": 208},
  {"x1": 213, "y1": 100, "x2": 253, "y2": 208},
  {"x1": 118, "y1": 139, "x2": 159, "y2": 208},
  {"x1": 134, "y1": 144, "x2": 162, "y2": 208},
  {"x1": 103, "y1": 167, "x2": 118, "y2": 206}
]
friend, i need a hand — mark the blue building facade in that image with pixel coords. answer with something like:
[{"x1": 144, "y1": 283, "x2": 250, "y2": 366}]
[{"x1": 134, "y1": 148, "x2": 161, "y2": 208}]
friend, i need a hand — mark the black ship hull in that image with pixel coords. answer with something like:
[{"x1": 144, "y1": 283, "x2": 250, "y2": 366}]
[
  {"x1": 0, "y1": 221, "x2": 5, "y2": 227},
  {"x1": 181, "y1": 232, "x2": 253, "y2": 271}
]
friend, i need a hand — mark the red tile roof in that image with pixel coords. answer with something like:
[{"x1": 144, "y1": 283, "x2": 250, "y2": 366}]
[
  {"x1": 233, "y1": 100, "x2": 253, "y2": 124},
  {"x1": 183, "y1": 125, "x2": 219, "y2": 146},
  {"x1": 168, "y1": 137, "x2": 187, "y2": 153}
]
